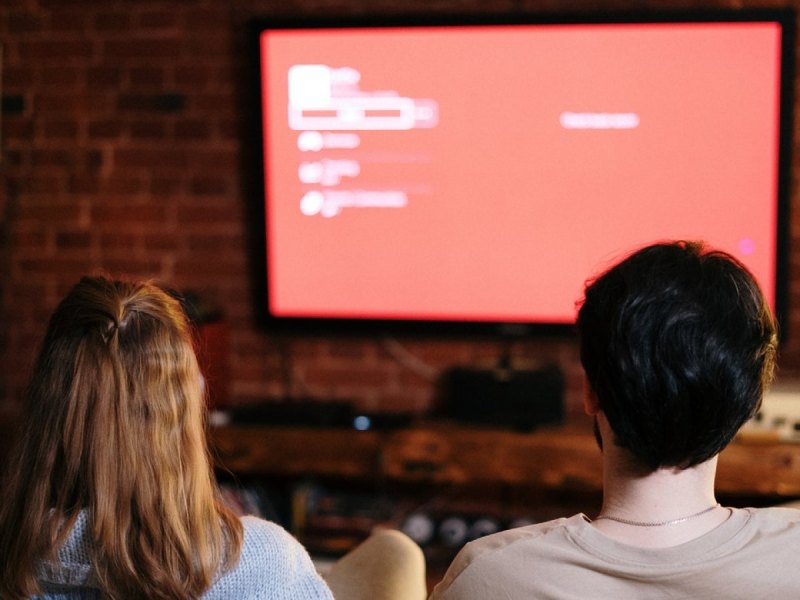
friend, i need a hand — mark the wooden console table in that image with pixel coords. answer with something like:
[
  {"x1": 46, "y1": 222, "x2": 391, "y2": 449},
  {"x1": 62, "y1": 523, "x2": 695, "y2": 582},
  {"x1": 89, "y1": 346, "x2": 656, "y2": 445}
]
[{"x1": 208, "y1": 422, "x2": 800, "y2": 498}]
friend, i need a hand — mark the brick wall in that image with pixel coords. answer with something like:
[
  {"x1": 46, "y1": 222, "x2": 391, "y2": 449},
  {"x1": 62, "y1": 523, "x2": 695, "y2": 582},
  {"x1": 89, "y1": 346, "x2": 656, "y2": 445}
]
[{"x1": 1, "y1": 0, "x2": 798, "y2": 420}]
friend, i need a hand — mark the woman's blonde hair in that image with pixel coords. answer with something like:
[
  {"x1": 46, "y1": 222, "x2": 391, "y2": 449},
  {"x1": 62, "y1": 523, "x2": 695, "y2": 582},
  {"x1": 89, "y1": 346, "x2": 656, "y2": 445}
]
[{"x1": 0, "y1": 276, "x2": 243, "y2": 599}]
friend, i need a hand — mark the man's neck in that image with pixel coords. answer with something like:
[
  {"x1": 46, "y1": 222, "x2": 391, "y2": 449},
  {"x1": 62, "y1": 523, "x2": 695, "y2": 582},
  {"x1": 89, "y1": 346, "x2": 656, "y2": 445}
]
[
  {"x1": 593, "y1": 444, "x2": 726, "y2": 547},
  {"x1": 601, "y1": 451, "x2": 719, "y2": 518}
]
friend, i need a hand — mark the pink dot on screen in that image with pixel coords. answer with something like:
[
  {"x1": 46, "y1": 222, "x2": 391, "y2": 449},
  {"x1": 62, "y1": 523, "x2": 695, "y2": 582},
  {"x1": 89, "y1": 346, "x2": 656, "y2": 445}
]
[{"x1": 738, "y1": 238, "x2": 756, "y2": 255}]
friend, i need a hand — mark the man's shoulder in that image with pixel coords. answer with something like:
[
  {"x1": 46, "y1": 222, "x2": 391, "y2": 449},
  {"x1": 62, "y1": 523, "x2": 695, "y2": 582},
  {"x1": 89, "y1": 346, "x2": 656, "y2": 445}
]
[
  {"x1": 429, "y1": 515, "x2": 582, "y2": 599},
  {"x1": 460, "y1": 515, "x2": 577, "y2": 560},
  {"x1": 742, "y1": 505, "x2": 800, "y2": 534}
]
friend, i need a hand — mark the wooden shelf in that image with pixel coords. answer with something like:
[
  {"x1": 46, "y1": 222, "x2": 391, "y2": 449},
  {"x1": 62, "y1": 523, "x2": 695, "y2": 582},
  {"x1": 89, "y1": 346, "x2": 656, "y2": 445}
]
[
  {"x1": 717, "y1": 435, "x2": 800, "y2": 497},
  {"x1": 210, "y1": 425, "x2": 382, "y2": 480},
  {"x1": 209, "y1": 422, "x2": 800, "y2": 498}
]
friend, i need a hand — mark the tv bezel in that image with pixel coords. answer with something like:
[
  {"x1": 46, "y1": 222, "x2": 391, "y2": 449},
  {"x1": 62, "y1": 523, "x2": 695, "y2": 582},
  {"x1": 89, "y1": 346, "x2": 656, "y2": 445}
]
[{"x1": 247, "y1": 8, "x2": 795, "y2": 339}]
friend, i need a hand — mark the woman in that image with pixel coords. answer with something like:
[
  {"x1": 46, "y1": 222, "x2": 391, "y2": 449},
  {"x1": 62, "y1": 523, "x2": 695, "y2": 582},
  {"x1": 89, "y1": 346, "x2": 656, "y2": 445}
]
[{"x1": 0, "y1": 276, "x2": 333, "y2": 599}]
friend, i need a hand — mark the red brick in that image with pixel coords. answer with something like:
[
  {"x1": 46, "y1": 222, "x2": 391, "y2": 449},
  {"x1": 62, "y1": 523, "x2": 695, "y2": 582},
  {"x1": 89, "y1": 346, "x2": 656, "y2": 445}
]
[
  {"x1": 115, "y1": 148, "x2": 189, "y2": 169},
  {"x1": 19, "y1": 39, "x2": 94, "y2": 60},
  {"x1": 130, "y1": 121, "x2": 167, "y2": 139},
  {"x1": 186, "y1": 34, "x2": 231, "y2": 60},
  {"x1": 194, "y1": 93, "x2": 237, "y2": 112},
  {"x1": 222, "y1": 310, "x2": 255, "y2": 331},
  {"x1": 7, "y1": 348, "x2": 38, "y2": 377},
  {"x1": 175, "y1": 66, "x2": 212, "y2": 87},
  {"x1": 142, "y1": 233, "x2": 179, "y2": 251},
  {"x1": 100, "y1": 176, "x2": 147, "y2": 195},
  {"x1": 2, "y1": 66, "x2": 35, "y2": 87},
  {"x1": 187, "y1": 233, "x2": 243, "y2": 251},
  {"x1": 68, "y1": 175, "x2": 100, "y2": 195},
  {"x1": 103, "y1": 38, "x2": 182, "y2": 60},
  {"x1": 7, "y1": 12, "x2": 45, "y2": 34},
  {"x1": 43, "y1": 119, "x2": 79, "y2": 139},
  {"x1": 19, "y1": 257, "x2": 93, "y2": 277},
  {"x1": 191, "y1": 149, "x2": 238, "y2": 170},
  {"x1": 150, "y1": 176, "x2": 184, "y2": 195},
  {"x1": 85, "y1": 149, "x2": 105, "y2": 172},
  {"x1": 88, "y1": 119, "x2": 122, "y2": 138},
  {"x1": 40, "y1": 67, "x2": 81, "y2": 86},
  {"x1": 25, "y1": 175, "x2": 65, "y2": 194},
  {"x1": 0, "y1": 0, "x2": 34, "y2": 8},
  {"x1": 118, "y1": 94, "x2": 161, "y2": 111},
  {"x1": 86, "y1": 66, "x2": 123, "y2": 88},
  {"x1": 231, "y1": 385, "x2": 284, "y2": 405},
  {"x1": 174, "y1": 258, "x2": 246, "y2": 277},
  {"x1": 94, "y1": 11, "x2": 132, "y2": 31},
  {"x1": 175, "y1": 119, "x2": 211, "y2": 140},
  {"x1": 49, "y1": 10, "x2": 91, "y2": 33},
  {"x1": 100, "y1": 258, "x2": 165, "y2": 278},
  {"x1": 91, "y1": 204, "x2": 167, "y2": 225},
  {"x1": 378, "y1": 391, "x2": 433, "y2": 414},
  {"x1": 56, "y1": 230, "x2": 92, "y2": 250},
  {"x1": 36, "y1": 93, "x2": 112, "y2": 113},
  {"x1": 129, "y1": 67, "x2": 166, "y2": 87},
  {"x1": 10, "y1": 229, "x2": 49, "y2": 249},
  {"x1": 4, "y1": 281, "x2": 49, "y2": 303},
  {"x1": 31, "y1": 149, "x2": 75, "y2": 167},
  {"x1": 303, "y1": 365, "x2": 390, "y2": 389},
  {"x1": 286, "y1": 350, "x2": 334, "y2": 376},
  {"x1": 100, "y1": 233, "x2": 138, "y2": 250},
  {"x1": 176, "y1": 204, "x2": 235, "y2": 224},
  {"x1": 183, "y1": 7, "x2": 228, "y2": 30},
  {"x1": 18, "y1": 203, "x2": 82, "y2": 223},
  {"x1": 232, "y1": 360, "x2": 277, "y2": 383},
  {"x1": 189, "y1": 176, "x2": 228, "y2": 196},
  {"x1": 4, "y1": 119, "x2": 35, "y2": 139},
  {"x1": 328, "y1": 340, "x2": 372, "y2": 360},
  {"x1": 137, "y1": 10, "x2": 178, "y2": 29},
  {"x1": 230, "y1": 332, "x2": 271, "y2": 358},
  {"x1": 219, "y1": 119, "x2": 238, "y2": 140}
]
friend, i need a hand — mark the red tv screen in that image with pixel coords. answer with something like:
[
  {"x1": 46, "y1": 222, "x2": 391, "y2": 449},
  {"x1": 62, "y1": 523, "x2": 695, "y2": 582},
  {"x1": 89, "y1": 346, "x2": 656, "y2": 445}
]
[{"x1": 255, "y1": 11, "x2": 793, "y2": 333}]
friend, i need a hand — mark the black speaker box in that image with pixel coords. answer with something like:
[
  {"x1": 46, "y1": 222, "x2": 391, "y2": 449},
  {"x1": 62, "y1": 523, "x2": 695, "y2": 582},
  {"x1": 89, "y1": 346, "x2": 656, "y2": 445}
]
[{"x1": 443, "y1": 365, "x2": 564, "y2": 431}]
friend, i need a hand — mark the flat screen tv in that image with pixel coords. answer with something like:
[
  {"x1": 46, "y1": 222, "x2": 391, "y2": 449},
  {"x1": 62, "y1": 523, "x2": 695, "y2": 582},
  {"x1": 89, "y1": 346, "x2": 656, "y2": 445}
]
[{"x1": 251, "y1": 9, "x2": 794, "y2": 336}]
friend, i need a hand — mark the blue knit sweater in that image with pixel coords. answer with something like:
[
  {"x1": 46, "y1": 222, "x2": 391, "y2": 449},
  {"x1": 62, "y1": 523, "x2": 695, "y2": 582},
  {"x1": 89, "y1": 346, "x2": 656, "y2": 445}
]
[{"x1": 34, "y1": 512, "x2": 334, "y2": 599}]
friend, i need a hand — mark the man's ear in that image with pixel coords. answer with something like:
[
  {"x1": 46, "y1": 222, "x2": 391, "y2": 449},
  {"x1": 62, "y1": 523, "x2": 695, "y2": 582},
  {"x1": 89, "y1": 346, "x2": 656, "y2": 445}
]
[{"x1": 583, "y1": 378, "x2": 601, "y2": 416}]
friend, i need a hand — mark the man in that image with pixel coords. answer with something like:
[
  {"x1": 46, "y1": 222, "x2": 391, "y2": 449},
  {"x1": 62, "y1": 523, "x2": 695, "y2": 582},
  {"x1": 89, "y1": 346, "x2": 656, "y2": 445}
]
[{"x1": 430, "y1": 241, "x2": 800, "y2": 599}]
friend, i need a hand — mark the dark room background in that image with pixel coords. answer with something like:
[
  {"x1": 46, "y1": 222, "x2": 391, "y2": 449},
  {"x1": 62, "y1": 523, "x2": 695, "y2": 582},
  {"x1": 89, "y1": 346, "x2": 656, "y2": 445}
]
[{"x1": 2, "y1": 0, "x2": 800, "y2": 420}]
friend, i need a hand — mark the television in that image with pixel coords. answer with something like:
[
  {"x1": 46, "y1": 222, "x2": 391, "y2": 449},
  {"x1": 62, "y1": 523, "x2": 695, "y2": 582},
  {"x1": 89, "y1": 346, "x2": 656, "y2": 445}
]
[{"x1": 251, "y1": 9, "x2": 794, "y2": 337}]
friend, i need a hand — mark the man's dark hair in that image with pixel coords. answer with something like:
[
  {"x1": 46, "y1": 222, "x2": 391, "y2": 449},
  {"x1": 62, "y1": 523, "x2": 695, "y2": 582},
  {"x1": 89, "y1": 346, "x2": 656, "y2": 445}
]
[{"x1": 576, "y1": 240, "x2": 777, "y2": 470}]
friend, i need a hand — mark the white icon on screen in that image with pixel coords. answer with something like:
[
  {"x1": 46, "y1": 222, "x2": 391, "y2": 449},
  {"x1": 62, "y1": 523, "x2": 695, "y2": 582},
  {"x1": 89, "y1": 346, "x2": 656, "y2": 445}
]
[
  {"x1": 297, "y1": 131, "x2": 361, "y2": 152},
  {"x1": 297, "y1": 131, "x2": 325, "y2": 152},
  {"x1": 300, "y1": 191, "x2": 325, "y2": 216},
  {"x1": 298, "y1": 159, "x2": 360, "y2": 186},
  {"x1": 290, "y1": 64, "x2": 432, "y2": 218},
  {"x1": 560, "y1": 112, "x2": 640, "y2": 129},
  {"x1": 299, "y1": 190, "x2": 408, "y2": 218},
  {"x1": 298, "y1": 162, "x2": 325, "y2": 184},
  {"x1": 288, "y1": 64, "x2": 438, "y2": 131}
]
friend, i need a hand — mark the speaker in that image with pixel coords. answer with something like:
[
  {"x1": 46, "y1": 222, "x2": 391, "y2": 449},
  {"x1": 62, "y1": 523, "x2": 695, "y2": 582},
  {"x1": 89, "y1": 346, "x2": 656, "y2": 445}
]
[{"x1": 444, "y1": 364, "x2": 564, "y2": 431}]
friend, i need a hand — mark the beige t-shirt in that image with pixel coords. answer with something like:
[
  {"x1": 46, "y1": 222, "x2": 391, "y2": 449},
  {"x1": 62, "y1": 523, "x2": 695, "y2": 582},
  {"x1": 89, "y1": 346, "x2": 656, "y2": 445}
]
[{"x1": 430, "y1": 507, "x2": 800, "y2": 599}]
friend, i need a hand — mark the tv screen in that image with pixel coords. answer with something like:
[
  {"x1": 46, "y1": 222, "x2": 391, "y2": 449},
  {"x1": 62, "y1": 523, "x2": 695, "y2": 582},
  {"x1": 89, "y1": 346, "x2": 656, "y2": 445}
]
[{"x1": 252, "y1": 10, "x2": 794, "y2": 335}]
